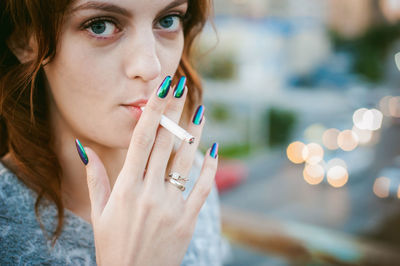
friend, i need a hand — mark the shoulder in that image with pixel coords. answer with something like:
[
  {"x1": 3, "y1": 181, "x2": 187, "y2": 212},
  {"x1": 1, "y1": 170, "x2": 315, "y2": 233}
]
[
  {"x1": 0, "y1": 162, "x2": 53, "y2": 264},
  {"x1": 0, "y1": 161, "x2": 97, "y2": 265},
  {"x1": 181, "y1": 151, "x2": 224, "y2": 266},
  {"x1": 0, "y1": 161, "x2": 38, "y2": 224}
]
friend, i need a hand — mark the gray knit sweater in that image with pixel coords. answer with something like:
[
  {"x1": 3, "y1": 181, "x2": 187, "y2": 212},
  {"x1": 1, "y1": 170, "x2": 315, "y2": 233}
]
[{"x1": 0, "y1": 155, "x2": 223, "y2": 265}]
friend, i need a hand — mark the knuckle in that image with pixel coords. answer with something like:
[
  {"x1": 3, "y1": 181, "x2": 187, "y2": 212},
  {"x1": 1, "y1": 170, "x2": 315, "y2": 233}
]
[
  {"x1": 156, "y1": 133, "x2": 173, "y2": 149},
  {"x1": 197, "y1": 184, "x2": 212, "y2": 200},
  {"x1": 204, "y1": 160, "x2": 217, "y2": 175},
  {"x1": 133, "y1": 131, "x2": 153, "y2": 149},
  {"x1": 160, "y1": 208, "x2": 175, "y2": 225},
  {"x1": 167, "y1": 101, "x2": 183, "y2": 113},
  {"x1": 174, "y1": 157, "x2": 191, "y2": 171},
  {"x1": 139, "y1": 194, "x2": 157, "y2": 212},
  {"x1": 147, "y1": 98, "x2": 164, "y2": 113}
]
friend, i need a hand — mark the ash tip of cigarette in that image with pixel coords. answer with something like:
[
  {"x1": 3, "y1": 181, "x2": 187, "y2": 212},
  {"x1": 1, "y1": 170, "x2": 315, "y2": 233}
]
[{"x1": 189, "y1": 137, "x2": 195, "y2": 144}]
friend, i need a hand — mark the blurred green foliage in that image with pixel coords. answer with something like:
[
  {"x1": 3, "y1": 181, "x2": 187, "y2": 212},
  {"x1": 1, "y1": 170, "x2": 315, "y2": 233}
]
[
  {"x1": 209, "y1": 103, "x2": 230, "y2": 122},
  {"x1": 217, "y1": 143, "x2": 252, "y2": 159},
  {"x1": 205, "y1": 106, "x2": 297, "y2": 158},
  {"x1": 330, "y1": 22, "x2": 400, "y2": 83},
  {"x1": 207, "y1": 103, "x2": 252, "y2": 158},
  {"x1": 193, "y1": 51, "x2": 237, "y2": 80},
  {"x1": 264, "y1": 107, "x2": 297, "y2": 147}
]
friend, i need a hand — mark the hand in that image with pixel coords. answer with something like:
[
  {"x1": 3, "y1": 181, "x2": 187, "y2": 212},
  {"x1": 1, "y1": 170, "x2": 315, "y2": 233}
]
[{"x1": 78, "y1": 77, "x2": 218, "y2": 266}]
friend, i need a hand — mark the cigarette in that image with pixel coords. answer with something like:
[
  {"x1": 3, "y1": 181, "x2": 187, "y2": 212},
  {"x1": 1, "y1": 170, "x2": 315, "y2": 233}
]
[{"x1": 141, "y1": 107, "x2": 195, "y2": 144}]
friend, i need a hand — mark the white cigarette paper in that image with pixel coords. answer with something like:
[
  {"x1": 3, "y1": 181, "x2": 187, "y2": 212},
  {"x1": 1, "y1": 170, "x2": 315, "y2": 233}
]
[{"x1": 141, "y1": 107, "x2": 195, "y2": 144}]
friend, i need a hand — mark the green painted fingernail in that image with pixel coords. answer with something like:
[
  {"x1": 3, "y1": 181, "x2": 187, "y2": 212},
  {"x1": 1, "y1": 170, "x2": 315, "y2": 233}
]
[
  {"x1": 75, "y1": 139, "x2": 88, "y2": 165},
  {"x1": 210, "y1": 142, "x2": 218, "y2": 158},
  {"x1": 174, "y1": 76, "x2": 186, "y2": 98},
  {"x1": 192, "y1": 105, "x2": 204, "y2": 125},
  {"x1": 157, "y1": 76, "x2": 171, "y2": 98}
]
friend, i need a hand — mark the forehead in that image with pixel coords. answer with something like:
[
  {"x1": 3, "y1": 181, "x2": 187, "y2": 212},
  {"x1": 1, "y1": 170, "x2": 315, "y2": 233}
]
[{"x1": 68, "y1": 0, "x2": 188, "y2": 15}]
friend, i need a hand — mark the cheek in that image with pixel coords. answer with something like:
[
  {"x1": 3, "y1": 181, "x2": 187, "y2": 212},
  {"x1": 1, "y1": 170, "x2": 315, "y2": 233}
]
[
  {"x1": 43, "y1": 37, "x2": 131, "y2": 145},
  {"x1": 159, "y1": 33, "x2": 185, "y2": 74},
  {"x1": 44, "y1": 32, "x2": 125, "y2": 113}
]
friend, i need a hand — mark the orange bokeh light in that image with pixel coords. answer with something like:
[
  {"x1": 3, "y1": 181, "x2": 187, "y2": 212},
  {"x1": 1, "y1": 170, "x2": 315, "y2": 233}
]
[
  {"x1": 287, "y1": 141, "x2": 309, "y2": 164},
  {"x1": 303, "y1": 164, "x2": 325, "y2": 185},
  {"x1": 327, "y1": 166, "x2": 348, "y2": 188}
]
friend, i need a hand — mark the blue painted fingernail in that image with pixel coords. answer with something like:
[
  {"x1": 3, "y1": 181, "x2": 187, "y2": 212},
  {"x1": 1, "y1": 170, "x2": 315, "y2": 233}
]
[
  {"x1": 174, "y1": 76, "x2": 186, "y2": 98},
  {"x1": 157, "y1": 76, "x2": 171, "y2": 98},
  {"x1": 75, "y1": 139, "x2": 88, "y2": 165},
  {"x1": 192, "y1": 105, "x2": 204, "y2": 125},
  {"x1": 210, "y1": 142, "x2": 218, "y2": 158}
]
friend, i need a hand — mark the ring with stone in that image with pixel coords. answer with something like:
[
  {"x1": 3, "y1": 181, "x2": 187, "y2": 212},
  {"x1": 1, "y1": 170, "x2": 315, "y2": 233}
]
[{"x1": 168, "y1": 172, "x2": 189, "y2": 183}]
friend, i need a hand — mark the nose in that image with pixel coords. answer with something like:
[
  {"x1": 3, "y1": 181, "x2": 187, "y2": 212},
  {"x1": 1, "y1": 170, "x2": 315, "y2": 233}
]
[{"x1": 123, "y1": 29, "x2": 161, "y2": 82}]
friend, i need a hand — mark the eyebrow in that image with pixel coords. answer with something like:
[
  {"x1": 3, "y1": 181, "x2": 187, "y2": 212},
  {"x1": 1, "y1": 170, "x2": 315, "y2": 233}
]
[
  {"x1": 70, "y1": 1, "x2": 131, "y2": 17},
  {"x1": 162, "y1": 0, "x2": 188, "y2": 12},
  {"x1": 70, "y1": 0, "x2": 188, "y2": 17}
]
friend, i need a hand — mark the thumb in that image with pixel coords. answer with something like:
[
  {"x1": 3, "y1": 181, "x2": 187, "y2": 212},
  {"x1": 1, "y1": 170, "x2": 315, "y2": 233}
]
[{"x1": 75, "y1": 140, "x2": 111, "y2": 220}]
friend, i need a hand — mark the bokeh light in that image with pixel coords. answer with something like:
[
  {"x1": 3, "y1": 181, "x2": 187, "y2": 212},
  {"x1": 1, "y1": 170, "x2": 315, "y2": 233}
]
[
  {"x1": 368, "y1": 130, "x2": 381, "y2": 146},
  {"x1": 304, "y1": 124, "x2": 326, "y2": 144},
  {"x1": 326, "y1": 158, "x2": 347, "y2": 170},
  {"x1": 303, "y1": 164, "x2": 324, "y2": 185},
  {"x1": 322, "y1": 128, "x2": 340, "y2": 150},
  {"x1": 373, "y1": 177, "x2": 391, "y2": 198},
  {"x1": 337, "y1": 130, "x2": 359, "y2": 151},
  {"x1": 397, "y1": 185, "x2": 400, "y2": 199},
  {"x1": 305, "y1": 143, "x2": 324, "y2": 165},
  {"x1": 379, "y1": 96, "x2": 392, "y2": 117},
  {"x1": 353, "y1": 108, "x2": 368, "y2": 129},
  {"x1": 389, "y1": 96, "x2": 400, "y2": 117},
  {"x1": 380, "y1": 0, "x2": 400, "y2": 22},
  {"x1": 327, "y1": 166, "x2": 349, "y2": 188},
  {"x1": 353, "y1": 108, "x2": 383, "y2": 130},
  {"x1": 352, "y1": 126, "x2": 372, "y2": 145},
  {"x1": 287, "y1": 141, "x2": 309, "y2": 164},
  {"x1": 368, "y1": 109, "x2": 383, "y2": 130}
]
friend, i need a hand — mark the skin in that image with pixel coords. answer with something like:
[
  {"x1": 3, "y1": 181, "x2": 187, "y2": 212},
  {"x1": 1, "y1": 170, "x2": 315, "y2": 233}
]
[
  {"x1": 43, "y1": 0, "x2": 189, "y2": 222},
  {"x1": 6, "y1": 1, "x2": 219, "y2": 263}
]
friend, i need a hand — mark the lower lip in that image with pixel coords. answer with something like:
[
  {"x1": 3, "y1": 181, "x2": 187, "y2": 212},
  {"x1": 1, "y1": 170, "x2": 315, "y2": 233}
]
[{"x1": 122, "y1": 105, "x2": 143, "y2": 119}]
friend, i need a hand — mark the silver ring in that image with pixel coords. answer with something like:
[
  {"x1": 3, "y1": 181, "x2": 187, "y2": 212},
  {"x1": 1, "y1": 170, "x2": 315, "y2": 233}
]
[
  {"x1": 168, "y1": 172, "x2": 189, "y2": 183},
  {"x1": 167, "y1": 178, "x2": 186, "y2": 191}
]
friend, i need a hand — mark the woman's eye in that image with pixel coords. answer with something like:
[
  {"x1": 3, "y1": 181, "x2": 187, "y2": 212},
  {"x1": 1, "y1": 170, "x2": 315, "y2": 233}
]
[
  {"x1": 85, "y1": 20, "x2": 118, "y2": 37},
  {"x1": 156, "y1": 15, "x2": 182, "y2": 31}
]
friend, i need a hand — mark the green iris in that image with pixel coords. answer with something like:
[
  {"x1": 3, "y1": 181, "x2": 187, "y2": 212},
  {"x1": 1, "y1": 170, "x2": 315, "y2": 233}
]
[
  {"x1": 159, "y1": 16, "x2": 174, "y2": 29},
  {"x1": 91, "y1": 21, "x2": 106, "y2": 34}
]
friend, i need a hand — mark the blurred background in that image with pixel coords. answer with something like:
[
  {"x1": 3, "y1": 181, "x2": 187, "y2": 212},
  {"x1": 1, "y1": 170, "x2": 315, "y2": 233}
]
[{"x1": 196, "y1": 0, "x2": 400, "y2": 265}]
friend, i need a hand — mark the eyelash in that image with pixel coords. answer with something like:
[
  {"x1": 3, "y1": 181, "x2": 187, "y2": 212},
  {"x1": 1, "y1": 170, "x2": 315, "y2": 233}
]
[
  {"x1": 81, "y1": 12, "x2": 187, "y2": 40},
  {"x1": 81, "y1": 16, "x2": 121, "y2": 39},
  {"x1": 155, "y1": 13, "x2": 184, "y2": 30}
]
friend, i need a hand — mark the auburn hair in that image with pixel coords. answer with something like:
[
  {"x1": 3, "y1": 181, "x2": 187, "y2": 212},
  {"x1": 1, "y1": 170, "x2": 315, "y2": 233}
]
[{"x1": 0, "y1": 0, "x2": 211, "y2": 245}]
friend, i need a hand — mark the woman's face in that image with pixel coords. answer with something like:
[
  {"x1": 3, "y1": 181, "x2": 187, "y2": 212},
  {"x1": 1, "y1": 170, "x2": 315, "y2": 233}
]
[{"x1": 44, "y1": 0, "x2": 187, "y2": 148}]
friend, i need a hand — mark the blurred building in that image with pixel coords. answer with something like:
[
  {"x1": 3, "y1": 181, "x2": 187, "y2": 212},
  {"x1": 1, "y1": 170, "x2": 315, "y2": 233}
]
[
  {"x1": 327, "y1": 0, "x2": 373, "y2": 38},
  {"x1": 214, "y1": 0, "x2": 327, "y2": 20}
]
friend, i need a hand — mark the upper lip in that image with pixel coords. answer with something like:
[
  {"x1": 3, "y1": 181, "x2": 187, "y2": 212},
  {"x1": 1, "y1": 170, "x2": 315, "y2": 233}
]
[{"x1": 121, "y1": 99, "x2": 148, "y2": 107}]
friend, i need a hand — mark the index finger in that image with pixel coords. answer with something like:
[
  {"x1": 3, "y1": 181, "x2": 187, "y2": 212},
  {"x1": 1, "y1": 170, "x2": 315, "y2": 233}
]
[{"x1": 120, "y1": 76, "x2": 172, "y2": 184}]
